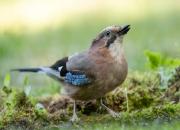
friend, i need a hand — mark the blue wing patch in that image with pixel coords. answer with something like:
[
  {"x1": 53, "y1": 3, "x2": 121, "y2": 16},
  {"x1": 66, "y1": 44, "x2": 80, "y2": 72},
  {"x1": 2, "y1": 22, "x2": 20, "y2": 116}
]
[{"x1": 65, "y1": 72, "x2": 90, "y2": 86}]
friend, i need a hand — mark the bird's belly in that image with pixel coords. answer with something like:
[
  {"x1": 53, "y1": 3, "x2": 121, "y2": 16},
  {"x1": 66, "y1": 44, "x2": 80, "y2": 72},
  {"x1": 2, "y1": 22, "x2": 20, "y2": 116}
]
[
  {"x1": 62, "y1": 79, "x2": 120, "y2": 101},
  {"x1": 62, "y1": 61, "x2": 128, "y2": 101}
]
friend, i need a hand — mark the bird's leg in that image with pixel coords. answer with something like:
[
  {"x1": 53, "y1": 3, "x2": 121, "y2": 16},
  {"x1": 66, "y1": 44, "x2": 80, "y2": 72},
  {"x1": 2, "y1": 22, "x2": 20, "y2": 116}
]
[
  {"x1": 70, "y1": 100, "x2": 80, "y2": 122},
  {"x1": 100, "y1": 98, "x2": 120, "y2": 118}
]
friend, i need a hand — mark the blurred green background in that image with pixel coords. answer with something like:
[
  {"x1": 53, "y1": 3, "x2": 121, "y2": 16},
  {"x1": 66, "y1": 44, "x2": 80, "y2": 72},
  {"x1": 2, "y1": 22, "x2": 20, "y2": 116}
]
[{"x1": 0, "y1": 0, "x2": 180, "y2": 96}]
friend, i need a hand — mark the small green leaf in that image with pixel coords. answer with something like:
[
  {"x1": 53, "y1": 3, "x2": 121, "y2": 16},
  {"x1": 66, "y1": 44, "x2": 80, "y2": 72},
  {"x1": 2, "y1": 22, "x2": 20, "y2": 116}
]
[
  {"x1": 3, "y1": 73, "x2": 11, "y2": 87},
  {"x1": 24, "y1": 85, "x2": 31, "y2": 96},
  {"x1": 144, "y1": 50, "x2": 180, "y2": 70},
  {"x1": 144, "y1": 50, "x2": 161, "y2": 70},
  {"x1": 23, "y1": 76, "x2": 29, "y2": 86}
]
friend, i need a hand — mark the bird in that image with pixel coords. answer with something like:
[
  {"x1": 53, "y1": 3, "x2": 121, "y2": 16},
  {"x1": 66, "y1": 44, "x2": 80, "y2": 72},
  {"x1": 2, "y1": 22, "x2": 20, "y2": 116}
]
[{"x1": 11, "y1": 25, "x2": 130, "y2": 122}]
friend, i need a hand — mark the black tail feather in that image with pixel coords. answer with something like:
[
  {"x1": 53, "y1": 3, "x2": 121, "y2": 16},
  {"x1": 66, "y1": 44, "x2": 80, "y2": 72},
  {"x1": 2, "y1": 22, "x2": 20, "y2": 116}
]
[
  {"x1": 11, "y1": 68, "x2": 41, "y2": 73},
  {"x1": 11, "y1": 67, "x2": 63, "y2": 82}
]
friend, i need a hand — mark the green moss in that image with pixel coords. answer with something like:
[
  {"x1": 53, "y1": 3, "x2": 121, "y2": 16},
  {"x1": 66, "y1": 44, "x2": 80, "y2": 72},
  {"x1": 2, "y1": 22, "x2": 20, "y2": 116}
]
[{"x1": 0, "y1": 69, "x2": 180, "y2": 129}]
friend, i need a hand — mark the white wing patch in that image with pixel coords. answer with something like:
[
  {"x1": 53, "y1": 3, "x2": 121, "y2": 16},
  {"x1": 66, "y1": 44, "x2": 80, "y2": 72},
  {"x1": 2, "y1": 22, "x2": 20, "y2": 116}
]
[
  {"x1": 40, "y1": 67, "x2": 64, "y2": 80},
  {"x1": 58, "y1": 66, "x2": 63, "y2": 71}
]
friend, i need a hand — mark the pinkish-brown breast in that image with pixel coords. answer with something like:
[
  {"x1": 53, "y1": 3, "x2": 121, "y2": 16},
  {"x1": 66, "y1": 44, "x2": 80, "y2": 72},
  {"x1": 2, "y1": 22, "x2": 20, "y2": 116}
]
[{"x1": 63, "y1": 47, "x2": 128, "y2": 101}]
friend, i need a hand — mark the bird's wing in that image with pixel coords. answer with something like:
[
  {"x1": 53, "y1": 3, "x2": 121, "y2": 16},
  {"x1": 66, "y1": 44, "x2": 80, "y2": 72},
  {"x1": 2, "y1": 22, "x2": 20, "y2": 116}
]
[
  {"x1": 12, "y1": 52, "x2": 95, "y2": 86},
  {"x1": 64, "y1": 52, "x2": 95, "y2": 86},
  {"x1": 50, "y1": 57, "x2": 68, "y2": 76}
]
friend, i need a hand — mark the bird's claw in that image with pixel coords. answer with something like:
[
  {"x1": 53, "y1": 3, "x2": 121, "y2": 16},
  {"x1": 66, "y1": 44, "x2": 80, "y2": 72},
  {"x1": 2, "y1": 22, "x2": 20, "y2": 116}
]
[
  {"x1": 100, "y1": 99, "x2": 120, "y2": 118},
  {"x1": 108, "y1": 109, "x2": 120, "y2": 118},
  {"x1": 70, "y1": 113, "x2": 80, "y2": 122}
]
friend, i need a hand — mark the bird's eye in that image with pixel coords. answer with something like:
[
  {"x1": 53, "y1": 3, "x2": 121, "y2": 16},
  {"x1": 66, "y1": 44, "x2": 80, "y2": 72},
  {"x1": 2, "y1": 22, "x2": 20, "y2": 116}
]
[{"x1": 105, "y1": 31, "x2": 111, "y2": 37}]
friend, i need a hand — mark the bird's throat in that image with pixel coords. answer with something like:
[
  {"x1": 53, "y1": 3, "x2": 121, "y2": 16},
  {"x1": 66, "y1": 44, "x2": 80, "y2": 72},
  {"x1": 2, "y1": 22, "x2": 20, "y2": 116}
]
[{"x1": 109, "y1": 42, "x2": 124, "y2": 63}]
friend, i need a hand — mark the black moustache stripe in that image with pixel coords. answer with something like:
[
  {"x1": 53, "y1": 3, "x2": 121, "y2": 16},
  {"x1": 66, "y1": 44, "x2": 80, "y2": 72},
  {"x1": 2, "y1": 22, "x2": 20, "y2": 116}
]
[{"x1": 106, "y1": 35, "x2": 117, "y2": 48}]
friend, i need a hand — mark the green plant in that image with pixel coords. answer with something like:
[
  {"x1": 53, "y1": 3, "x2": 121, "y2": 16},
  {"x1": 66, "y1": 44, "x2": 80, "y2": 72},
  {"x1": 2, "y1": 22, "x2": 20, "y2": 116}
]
[{"x1": 144, "y1": 50, "x2": 180, "y2": 70}]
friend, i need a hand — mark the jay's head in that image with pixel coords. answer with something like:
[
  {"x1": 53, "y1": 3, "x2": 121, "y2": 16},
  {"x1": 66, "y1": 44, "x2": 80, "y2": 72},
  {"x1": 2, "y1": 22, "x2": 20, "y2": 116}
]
[
  {"x1": 91, "y1": 25, "x2": 130, "y2": 60},
  {"x1": 91, "y1": 25, "x2": 130, "y2": 50}
]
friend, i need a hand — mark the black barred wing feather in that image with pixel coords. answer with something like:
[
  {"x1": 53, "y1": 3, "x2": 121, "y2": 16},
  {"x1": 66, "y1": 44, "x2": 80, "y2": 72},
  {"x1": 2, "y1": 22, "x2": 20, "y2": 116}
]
[
  {"x1": 65, "y1": 71, "x2": 91, "y2": 86},
  {"x1": 65, "y1": 52, "x2": 95, "y2": 86}
]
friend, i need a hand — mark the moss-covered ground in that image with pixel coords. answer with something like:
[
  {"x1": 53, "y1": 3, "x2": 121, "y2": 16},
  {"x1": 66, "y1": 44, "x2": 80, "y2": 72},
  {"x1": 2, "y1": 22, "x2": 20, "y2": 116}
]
[{"x1": 0, "y1": 67, "x2": 179, "y2": 130}]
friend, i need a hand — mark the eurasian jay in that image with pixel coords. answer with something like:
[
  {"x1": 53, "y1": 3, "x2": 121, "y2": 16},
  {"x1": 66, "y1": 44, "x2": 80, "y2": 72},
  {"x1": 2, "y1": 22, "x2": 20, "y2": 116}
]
[{"x1": 12, "y1": 25, "x2": 130, "y2": 122}]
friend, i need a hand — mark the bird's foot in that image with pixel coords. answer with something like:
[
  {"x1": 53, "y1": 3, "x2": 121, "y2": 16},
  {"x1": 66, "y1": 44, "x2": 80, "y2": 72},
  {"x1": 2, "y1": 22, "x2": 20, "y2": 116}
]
[
  {"x1": 107, "y1": 109, "x2": 120, "y2": 118},
  {"x1": 70, "y1": 113, "x2": 80, "y2": 122},
  {"x1": 70, "y1": 100, "x2": 80, "y2": 122},
  {"x1": 100, "y1": 98, "x2": 120, "y2": 118}
]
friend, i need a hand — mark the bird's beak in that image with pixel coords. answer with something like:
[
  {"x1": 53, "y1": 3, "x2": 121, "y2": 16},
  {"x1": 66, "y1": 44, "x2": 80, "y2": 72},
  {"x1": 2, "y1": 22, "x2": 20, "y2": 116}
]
[{"x1": 118, "y1": 25, "x2": 130, "y2": 35}]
